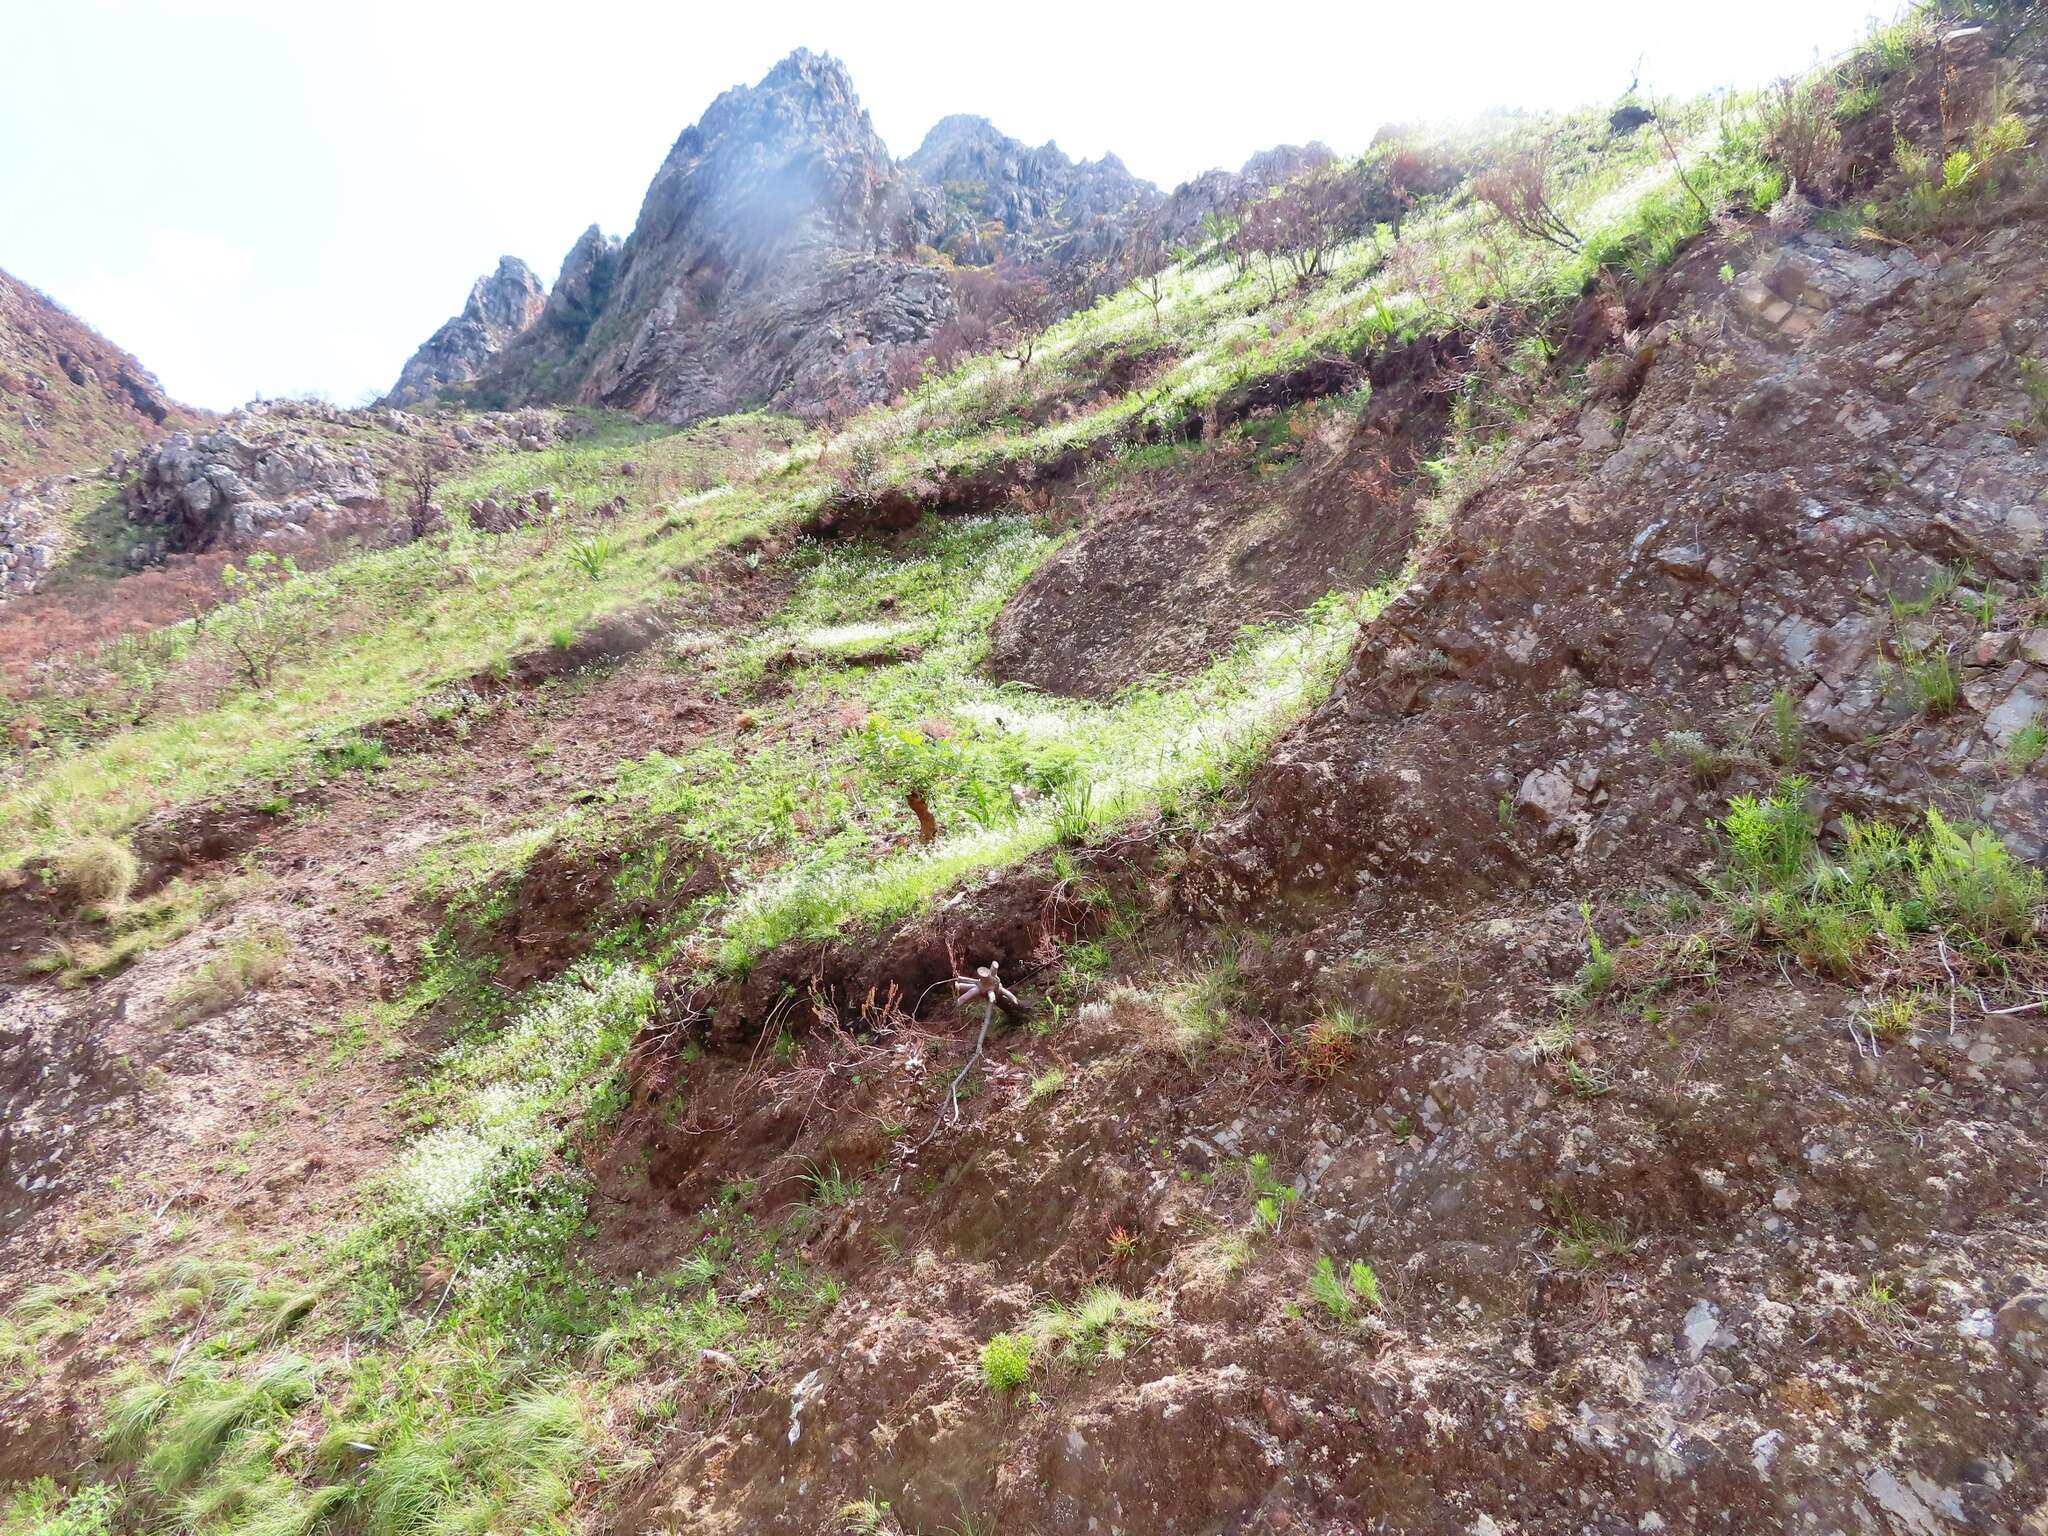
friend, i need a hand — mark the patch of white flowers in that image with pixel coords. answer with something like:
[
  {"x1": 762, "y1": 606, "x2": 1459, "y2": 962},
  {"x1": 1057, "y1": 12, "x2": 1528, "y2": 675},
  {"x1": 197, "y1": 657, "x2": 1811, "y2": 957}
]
[{"x1": 391, "y1": 959, "x2": 651, "y2": 1231}]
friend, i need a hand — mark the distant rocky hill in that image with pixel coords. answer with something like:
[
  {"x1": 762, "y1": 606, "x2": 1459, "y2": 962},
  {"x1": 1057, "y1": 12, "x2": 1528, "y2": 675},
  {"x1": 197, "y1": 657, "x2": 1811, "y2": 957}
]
[{"x1": 0, "y1": 268, "x2": 193, "y2": 482}]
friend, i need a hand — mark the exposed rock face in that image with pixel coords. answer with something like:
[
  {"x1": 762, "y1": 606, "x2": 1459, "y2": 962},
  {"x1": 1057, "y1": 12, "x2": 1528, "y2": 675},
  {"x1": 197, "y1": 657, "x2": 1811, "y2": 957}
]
[
  {"x1": 396, "y1": 57, "x2": 1355, "y2": 426},
  {"x1": 542, "y1": 224, "x2": 621, "y2": 339},
  {"x1": 384, "y1": 256, "x2": 547, "y2": 406},
  {"x1": 1205, "y1": 216, "x2": 2048, "y2": 914},
  {"x1": 0, "y1": 480, "x2": 63, "y2": 594},
  {"x1": 119, "y1": 398, "x2": 552, "y2": 556},
  {"x1": 0, "y1": 266, "x2": 190, "y2": 482},
  {"x1": 904, "y1": 115, "x2": 1160, "y2": 267}
]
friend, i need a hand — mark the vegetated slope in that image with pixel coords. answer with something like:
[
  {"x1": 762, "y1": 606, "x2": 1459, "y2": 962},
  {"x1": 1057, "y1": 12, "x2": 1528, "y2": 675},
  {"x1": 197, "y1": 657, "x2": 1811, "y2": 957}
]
[
  {"x1": 3, "y1": 7, "x2": 2048, "y2": 1536},
  {"x1": 0, "y1": 270, "x2": 192, "y2": 484}
]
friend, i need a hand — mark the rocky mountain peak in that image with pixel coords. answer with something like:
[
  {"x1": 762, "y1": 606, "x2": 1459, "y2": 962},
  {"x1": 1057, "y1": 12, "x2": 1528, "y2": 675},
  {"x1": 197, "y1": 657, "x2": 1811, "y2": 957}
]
[
  {"x1": 384, "y1": 255, "x2": 545, "y2": 406},
  {"x1": 467, "y1": 256, "x2": 546, "y2": 331},
  {"x1": 427, "y1": 48, "x2": 948, "y2": 425},
  {"x1": 538, "y1": 224, "x2": 621, "y2": 340},
  {"x1": 639, "y1": 46, "x2": 912, "y2": 264}
]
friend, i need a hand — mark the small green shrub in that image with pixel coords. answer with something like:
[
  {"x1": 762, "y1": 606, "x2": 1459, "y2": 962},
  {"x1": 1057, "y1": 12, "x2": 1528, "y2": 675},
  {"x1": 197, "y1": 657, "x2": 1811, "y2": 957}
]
[
  {"x1": 0, "y1": 1478, "x2": 120, "y2": 1536},
  {"x1": 1834, "y1": 83, "x2": 1882, "y2": 122},
  {"x1": 1916, "y1": 808, "x2": 2045, "y2": 945},
  {"x1": 2015, "y1": 358, "x2": 2048, "y2": 445},
  {"x1": 2007, "y1": 722, "x2": 2047, "y2": 771},
  {"x1": 1245, "y1": 1152, "x2": 1299, "y2": 1233},
  {"x1": 1717, "y1": 792, "x2": 2041, "y2": 970},
  {"x1": 1307, "y1": 1255, "x2": 1383, "y2": 1323},
  {"x1": 1578, "y1": 903, "x2": 1616, "y2": 997},
  {"x1": 1027, "y1": 1067, "x2": 1066, "y2": 1103},
  {"x1": 1721, "y1": 777, "x2": 1817, "y2": 888},
  {"x1": 218, "y1": 551, "x2": 324, "y2": 690},
  {"x1": 979, "y1": 1331, "x2": 1032, "y2": 1393},
  {"x1": 1768, "y1": 687, "x2": 1805, "y2": 766}
]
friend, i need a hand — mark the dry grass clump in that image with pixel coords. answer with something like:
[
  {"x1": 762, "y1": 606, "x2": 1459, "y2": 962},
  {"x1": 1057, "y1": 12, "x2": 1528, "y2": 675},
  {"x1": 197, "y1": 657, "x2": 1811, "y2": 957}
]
[
  {"x1": 53, "y1": 834, "x2": 140, "y2": 908},
  {"x1": 167, "y1": 932, "x2": 287, "y2": 1025}
]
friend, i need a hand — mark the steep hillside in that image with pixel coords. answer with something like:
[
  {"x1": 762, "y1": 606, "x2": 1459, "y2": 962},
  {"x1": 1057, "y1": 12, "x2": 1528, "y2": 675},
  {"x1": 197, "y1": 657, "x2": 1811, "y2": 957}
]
[
  {"x1": 0, "y1": 271, "x2": 191, "y2": 484},
  {"x1": 4, "y1": 7, "x2": 2048, "y2": 1536}
]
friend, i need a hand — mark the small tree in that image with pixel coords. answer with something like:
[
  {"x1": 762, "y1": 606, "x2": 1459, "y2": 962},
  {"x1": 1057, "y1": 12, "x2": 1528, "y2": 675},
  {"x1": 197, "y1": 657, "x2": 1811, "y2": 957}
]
[
  {"x1": 218, "y1": 551, "x2": 321, "y2": 690},
  {"x1": 1472, "y1": 143, "x2": 1582, "y2": 251},
  {"x1": 995, "y1": 274, "x2": 1052, "y2": 370},
  {"x1": 1123, "y1": 216, "x2": 1170, "y2": 329},
  {"x1": 403, "y1": 444, "x2": 451, "y2": 539}
]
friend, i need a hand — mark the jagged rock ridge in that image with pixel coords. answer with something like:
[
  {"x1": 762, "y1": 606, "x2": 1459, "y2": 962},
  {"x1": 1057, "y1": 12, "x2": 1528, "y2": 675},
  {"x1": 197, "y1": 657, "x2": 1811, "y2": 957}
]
[
  {"x1": 392, "y1": 50, "x2": 1345, "y2": 426},
  {"x1": 904, "y1": 114, "x2": 1160, "y2": 266},
  {"x1": 449, "y1": 50, "x2": 953, "y2": 424},
  {"x1": 384, "y1": 256, "x2": 547, "y2": 407}
]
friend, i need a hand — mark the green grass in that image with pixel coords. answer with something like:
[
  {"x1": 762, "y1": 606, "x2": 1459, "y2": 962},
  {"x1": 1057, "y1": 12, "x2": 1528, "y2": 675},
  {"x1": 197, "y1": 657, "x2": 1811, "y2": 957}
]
[
  {"x1": 1551, "y1": 1208, "x2": 1631, "y2": 1271},
  {"x1": 1715, "y1": 779, "x2": 2043, "y2": 975},
  {"x1": 801, "y1": 1161, "x2": 862, "y2": 1209},
  {"x1": 1024, "y1": 1287, "x2": 1156, "y2": 1367},
  {"x1": 0, "y1": 426, "x2": 786, "y2": 869},
  {"x1": 1026, "y1": 1067, "x2": 1066, "y2": 1103},
  {"x1": 2007, "y1": 721, "x2": 2047, "y2": 771},
  {"x1": 9, "y1": 31, "x2": 1929, "y2": 1534},
  {"x1": 1901, "y1": 645, "x2": 1959, "y2": 716}
]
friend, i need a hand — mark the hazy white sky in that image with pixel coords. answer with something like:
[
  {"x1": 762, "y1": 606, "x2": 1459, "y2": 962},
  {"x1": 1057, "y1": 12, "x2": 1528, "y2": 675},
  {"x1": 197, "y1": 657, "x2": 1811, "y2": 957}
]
[{"x1": 4, "y1": 0, "x2": 1890, "y2": 411}]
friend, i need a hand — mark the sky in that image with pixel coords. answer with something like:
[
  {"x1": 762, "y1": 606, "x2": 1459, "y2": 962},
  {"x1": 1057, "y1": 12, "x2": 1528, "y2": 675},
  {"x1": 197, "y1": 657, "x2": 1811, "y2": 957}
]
[{"x1": 3, "y1": 0, "x2": 1894, "y2": 411}]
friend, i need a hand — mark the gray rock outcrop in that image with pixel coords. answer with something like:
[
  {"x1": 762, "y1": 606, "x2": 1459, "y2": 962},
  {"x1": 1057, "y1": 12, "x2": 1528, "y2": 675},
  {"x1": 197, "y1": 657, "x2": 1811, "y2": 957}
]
[{"x1": 127, "y1": 410, "x2": 384, "y2": 547}]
